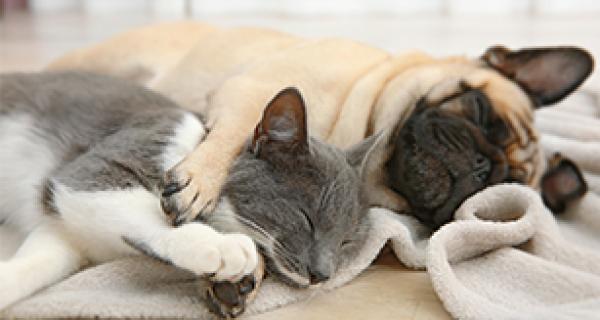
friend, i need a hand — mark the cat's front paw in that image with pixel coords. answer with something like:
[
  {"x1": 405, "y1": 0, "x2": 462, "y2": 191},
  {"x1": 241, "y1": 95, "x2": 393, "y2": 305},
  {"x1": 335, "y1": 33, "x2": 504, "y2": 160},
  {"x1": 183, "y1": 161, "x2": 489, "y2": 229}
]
[
  {"x1": 205, "y1": 256, "x2": 265, "y2": 319},
  {"x1": 160, "y1": 156, "x2": 226, "y2": 226},
  {"x1": 168, "y1": 226, "x2": 258, "y2": 281}
]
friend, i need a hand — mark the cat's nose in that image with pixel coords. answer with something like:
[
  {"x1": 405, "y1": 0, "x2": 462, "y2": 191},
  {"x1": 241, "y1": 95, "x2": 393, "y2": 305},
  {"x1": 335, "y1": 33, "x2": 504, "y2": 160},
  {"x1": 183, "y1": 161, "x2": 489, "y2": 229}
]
[{"x1": 308, "y1": 268, "x2": 330, "y2": 285}]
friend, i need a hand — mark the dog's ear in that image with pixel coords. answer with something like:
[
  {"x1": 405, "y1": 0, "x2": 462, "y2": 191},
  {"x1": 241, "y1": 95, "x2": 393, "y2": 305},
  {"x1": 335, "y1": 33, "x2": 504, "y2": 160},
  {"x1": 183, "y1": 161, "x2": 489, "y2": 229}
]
[
  {"x1": 482, "y1": 45, "x2": 594, "y2": 106},
  {"x1": 252, "y1": 87, "x2": 309, "y2": 158},
  {"x1": 541, "y1": 153, "x2": 588, "y2": 214}
]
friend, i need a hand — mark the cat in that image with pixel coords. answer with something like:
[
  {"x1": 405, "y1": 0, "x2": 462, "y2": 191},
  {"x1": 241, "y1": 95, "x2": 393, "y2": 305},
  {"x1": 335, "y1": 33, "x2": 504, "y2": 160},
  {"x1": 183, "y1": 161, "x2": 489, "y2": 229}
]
[{"x1": 0, "y1": 71, "x2": 373, "y2": 318}]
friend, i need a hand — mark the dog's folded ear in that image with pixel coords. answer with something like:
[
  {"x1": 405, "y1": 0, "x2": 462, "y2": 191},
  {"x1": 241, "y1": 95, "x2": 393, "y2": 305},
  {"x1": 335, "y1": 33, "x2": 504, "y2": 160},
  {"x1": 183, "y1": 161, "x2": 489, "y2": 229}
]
[
  {"x1": 252, "y1": 87, "x2": 309, "y2": 158},
  {"x1": 541, "y1": 153, "x2": 588, "y2": 214},
  {"x1": 482, "y1": 45, "x2": 594, "y2": 106}
]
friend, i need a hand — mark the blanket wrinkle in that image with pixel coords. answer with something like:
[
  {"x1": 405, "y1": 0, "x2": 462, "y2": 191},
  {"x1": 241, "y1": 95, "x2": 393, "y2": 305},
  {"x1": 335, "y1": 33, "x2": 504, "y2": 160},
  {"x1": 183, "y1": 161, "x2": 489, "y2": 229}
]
[{"x1": 2, "y1": 90, "x2": 600, "y2": 319}]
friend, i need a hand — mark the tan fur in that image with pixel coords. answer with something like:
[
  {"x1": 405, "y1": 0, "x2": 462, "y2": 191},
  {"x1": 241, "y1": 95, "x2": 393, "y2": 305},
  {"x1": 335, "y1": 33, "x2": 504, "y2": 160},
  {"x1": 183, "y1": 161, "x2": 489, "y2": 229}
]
[
  {"x1": 46, "y1": 21, "x2": 544, "y2": 218},
  {"x1": 47, "y1": 22, "x2": 216, "y2": 85},
  {"x1": 46, "y1": 23, "x2": 550, "y2": 311}
]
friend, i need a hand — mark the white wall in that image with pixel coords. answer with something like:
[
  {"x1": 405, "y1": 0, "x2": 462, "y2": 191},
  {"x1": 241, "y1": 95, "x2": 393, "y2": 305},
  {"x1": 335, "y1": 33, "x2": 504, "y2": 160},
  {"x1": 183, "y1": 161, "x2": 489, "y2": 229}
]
[{"x1": 27, "y1": 0, "x2": 600, "y2": 17}]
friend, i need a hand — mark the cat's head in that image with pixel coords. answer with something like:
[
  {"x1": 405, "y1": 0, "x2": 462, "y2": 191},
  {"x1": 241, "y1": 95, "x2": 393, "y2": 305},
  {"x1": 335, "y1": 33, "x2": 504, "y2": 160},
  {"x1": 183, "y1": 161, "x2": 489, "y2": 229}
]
[{"x1": 208, "y1": 88, "x2": 375, "y2": 287}]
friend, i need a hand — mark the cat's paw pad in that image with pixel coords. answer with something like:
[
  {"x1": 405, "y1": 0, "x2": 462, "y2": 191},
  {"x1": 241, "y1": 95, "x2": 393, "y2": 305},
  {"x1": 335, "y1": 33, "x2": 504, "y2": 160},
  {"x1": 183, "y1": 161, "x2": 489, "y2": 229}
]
[
  {"x1": 205, "y1": 255, "x2": 265, "y2": 318},
  {"x1": 205, "y1": 274, "x2": 257, "y2": 318},
  {"x1": 160, "y1": 167, "x2": 218, "y2": 226}
]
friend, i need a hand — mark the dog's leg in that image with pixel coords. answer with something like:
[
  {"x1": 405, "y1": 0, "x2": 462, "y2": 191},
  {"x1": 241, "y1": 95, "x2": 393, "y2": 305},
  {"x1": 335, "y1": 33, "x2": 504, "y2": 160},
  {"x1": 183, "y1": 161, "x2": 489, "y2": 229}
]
[
  {"x1": 46, "y1": 22, "x2": 213, "y2": 86},
  {"x1": 0, "y1": 223, "x2": 82, "y2": 310},
  {"x1": 161, "y1": 78, "x2": 272, "y2": 225},
  {"x1": 160, "y1": 130, "x2": 247, "y2": 225}
]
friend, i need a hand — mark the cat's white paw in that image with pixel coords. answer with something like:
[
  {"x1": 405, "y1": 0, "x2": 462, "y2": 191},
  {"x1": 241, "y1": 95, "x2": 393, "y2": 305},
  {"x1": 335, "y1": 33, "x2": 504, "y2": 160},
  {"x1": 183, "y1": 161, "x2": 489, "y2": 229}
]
[
  {"x1": 212, "y1": 234, "x2": 257, "y2": 281},
  {"x1": 165, "y1": 224, "x2": 258, "y2": 281}
]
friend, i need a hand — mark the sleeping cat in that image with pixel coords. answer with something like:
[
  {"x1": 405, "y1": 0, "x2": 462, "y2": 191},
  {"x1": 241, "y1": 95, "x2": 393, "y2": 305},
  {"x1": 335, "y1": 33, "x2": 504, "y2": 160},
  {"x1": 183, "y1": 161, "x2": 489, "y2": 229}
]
[{"x1": 0, "y1": 72, "x2": 372, "y2": 318}]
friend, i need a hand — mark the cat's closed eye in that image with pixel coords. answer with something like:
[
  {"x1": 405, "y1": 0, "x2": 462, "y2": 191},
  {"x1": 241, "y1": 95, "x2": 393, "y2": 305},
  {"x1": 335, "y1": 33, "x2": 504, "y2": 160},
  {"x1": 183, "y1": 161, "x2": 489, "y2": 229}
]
[
  {"x1": 341, "y1": 239, "x2": 353, "y2": 248},
  {"x1": 299, "y1": 207, "x2": 314, "y2": 232},
  {"x1": 219, "y1": 87, "x2": 373, "y2": 288}
]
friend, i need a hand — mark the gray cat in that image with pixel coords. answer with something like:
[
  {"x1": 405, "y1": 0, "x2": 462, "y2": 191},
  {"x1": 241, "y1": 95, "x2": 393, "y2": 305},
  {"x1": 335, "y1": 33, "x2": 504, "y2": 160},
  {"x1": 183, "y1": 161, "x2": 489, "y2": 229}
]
[{"x1": 0, "y1": 71, "x2": 373, "y2": 318}]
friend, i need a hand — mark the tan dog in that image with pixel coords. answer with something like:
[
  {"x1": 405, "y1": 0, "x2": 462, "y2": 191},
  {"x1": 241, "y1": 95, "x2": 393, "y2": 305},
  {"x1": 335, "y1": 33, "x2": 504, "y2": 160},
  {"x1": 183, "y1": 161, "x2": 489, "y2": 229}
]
[{"x1": 49, "y1": 22, "x2": 594, "y2": 229}]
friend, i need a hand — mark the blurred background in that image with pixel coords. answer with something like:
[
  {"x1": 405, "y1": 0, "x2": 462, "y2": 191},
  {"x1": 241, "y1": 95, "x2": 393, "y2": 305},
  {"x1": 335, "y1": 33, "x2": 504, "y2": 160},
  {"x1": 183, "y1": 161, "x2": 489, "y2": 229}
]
[{"x1": 1, "y1": 0, "x2": 599, "y2": 87}]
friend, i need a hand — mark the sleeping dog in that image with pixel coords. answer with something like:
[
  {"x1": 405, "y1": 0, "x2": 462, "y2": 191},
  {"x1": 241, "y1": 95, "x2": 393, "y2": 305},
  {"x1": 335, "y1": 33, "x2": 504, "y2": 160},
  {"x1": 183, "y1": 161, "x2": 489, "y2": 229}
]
[{"x1": 49, "y1": 22, "x2": 594, "y2": 229}]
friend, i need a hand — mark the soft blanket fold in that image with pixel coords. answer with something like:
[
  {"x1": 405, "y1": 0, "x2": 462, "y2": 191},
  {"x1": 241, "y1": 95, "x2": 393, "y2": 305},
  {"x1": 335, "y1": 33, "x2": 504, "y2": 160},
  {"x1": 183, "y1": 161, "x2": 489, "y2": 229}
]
[{"x1": 2, "y1": 90, "x2": 600, "y2": 319}]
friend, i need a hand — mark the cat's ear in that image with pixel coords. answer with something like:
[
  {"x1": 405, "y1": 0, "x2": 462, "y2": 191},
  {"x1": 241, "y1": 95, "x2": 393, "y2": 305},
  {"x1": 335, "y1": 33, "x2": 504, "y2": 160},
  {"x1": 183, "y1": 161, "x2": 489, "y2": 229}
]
[
  {"x1": 482, "y1": 46, "x2": 594, "y2": 106},
  {"x1": 252, "y1": 87, "x2": 309, "y2": 158}
]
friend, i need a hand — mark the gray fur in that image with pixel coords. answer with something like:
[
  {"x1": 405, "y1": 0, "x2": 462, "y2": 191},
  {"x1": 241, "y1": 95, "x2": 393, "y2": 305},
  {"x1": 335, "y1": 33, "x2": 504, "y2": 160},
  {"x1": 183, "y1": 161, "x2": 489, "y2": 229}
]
[
  {"x1": 0, "y1": 71, "x2": 186, "y2": 193},
  {"x1": 0, "y1": 71, "x2": 371, "y2": 288},
  {"x1": 213, "y1": 137, "x2": 371, "y2": 286}
]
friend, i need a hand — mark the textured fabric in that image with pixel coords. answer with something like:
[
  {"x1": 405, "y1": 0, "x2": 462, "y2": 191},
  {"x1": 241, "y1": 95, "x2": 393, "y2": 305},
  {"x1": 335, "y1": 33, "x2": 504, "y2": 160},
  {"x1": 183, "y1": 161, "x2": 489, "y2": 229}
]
[{"x1": 2, "y1": 90, "x2": 599, "y2": 319}]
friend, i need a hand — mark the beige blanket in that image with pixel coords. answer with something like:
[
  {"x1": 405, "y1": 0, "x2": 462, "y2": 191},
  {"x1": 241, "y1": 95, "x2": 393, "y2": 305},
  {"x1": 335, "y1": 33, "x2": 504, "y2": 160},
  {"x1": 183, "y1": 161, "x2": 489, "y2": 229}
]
[{"x1": 2, "y1": 91, "x2": 600, "y2": 319}]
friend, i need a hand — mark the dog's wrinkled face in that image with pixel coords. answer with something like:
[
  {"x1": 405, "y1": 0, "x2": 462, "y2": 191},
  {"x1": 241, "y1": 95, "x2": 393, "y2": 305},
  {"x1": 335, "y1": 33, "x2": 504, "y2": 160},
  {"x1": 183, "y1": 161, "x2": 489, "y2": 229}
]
[
  {"x1": 384, "y1": 46, "x2": 594, "y2": 229},
  {"x1": 388, "y1": 91, "x2": 510, "y2": 227}
]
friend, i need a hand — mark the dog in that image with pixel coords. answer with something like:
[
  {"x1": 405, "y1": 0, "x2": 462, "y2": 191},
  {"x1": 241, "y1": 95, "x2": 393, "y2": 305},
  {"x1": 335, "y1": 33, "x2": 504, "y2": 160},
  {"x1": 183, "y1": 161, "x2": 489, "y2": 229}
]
[{"x1": 48, "y1": 22, "x2": 594, "y2": 229}]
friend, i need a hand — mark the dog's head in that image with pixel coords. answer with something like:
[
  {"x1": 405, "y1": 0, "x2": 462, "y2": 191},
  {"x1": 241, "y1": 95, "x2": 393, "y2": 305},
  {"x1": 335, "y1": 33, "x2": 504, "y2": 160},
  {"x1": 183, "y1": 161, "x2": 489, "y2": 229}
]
[{"x1": 371, "y1": 46, "x2": 593, "y2": 229}]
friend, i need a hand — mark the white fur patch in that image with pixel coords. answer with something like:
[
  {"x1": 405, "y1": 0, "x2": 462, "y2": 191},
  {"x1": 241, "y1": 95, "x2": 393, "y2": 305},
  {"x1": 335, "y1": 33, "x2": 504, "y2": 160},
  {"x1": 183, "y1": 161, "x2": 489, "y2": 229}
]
[
  {"x1": 0, "y1": 223, "x2": 82, "y2": 309},
  {"x1": 145, "y1": 222, "x2": 257, "y2": 280},
  {"x1": 162, "y1": 112, "x2": 206, "y2": 171},
  {"x1": 51, "y1": 183, "x2": 257, "y2": 280},
  {"x1": 0, "y1": 115, "x2": 58, "y2": 234},
  {"x1": 50, "y1": 183, "x2": 166, "y2": 263}
]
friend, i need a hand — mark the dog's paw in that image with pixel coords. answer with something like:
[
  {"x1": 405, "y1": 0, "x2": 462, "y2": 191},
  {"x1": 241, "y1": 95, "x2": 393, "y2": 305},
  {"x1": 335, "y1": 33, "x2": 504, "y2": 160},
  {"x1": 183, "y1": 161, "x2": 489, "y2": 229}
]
[
  {"x1": 160, "y1": 168, "x2": 206, "y2": 226},
  {"x1": 160, "y1": 158, "x2": 225, "y2": 226},
  {"x1": 205, "y1": 257, "x2": 265, "y2": 319}
]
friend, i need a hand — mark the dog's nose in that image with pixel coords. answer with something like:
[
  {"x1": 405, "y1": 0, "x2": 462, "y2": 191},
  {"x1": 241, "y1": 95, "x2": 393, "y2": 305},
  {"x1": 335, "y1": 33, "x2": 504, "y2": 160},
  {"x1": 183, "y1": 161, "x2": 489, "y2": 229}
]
[{"x1": 308, "y1": 268, "x2": 330, "y2": 285}]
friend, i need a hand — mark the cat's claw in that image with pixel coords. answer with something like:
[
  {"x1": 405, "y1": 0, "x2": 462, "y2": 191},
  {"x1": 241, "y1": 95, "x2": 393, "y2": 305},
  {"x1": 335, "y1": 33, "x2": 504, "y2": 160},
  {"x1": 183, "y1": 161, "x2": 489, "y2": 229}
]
[{"x1": 160, "y1": 166, "x2": 220, "y2": 226}]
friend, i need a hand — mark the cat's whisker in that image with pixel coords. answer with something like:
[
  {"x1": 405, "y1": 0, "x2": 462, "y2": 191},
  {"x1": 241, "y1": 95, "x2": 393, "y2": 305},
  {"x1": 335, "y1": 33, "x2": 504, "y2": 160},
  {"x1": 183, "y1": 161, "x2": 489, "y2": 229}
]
[
  {"x1": 317, "y1": 180, "x2": 341, "y2": 211},
  {"x1": 234, "y1": 211, "x2": 319, "y2": 281},
  {"x1": 267, "y1": 242, "x2": 298, "y2": 266},
  {"x1": 270, "y1": 240, "x2": 297, "y2": 259},
  {"x1": 234, "y1": 215, "x2": 292, "y2": 255},
  {"x1": 234, "y1": 215, "x2": 275, "y2": 241}
]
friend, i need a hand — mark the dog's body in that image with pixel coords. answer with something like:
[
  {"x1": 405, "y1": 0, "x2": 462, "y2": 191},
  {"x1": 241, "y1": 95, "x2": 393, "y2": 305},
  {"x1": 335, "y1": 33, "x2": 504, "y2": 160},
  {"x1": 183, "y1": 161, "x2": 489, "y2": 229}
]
[{"x1": 50, "y1": 22, "x2": 594, "y2": 228}]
